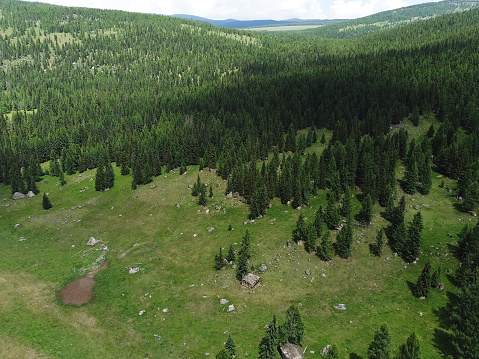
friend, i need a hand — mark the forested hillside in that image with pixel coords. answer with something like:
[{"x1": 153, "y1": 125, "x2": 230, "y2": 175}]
[
  {"x1": 2, "y1": 0, "x2": 479, "y2": 358},
  {"x1": 307, "y1": 0, "x2": 479, "y2": 38}
]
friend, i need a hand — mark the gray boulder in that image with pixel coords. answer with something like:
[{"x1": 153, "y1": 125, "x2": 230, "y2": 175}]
[
  {"x1": 334, "y1": 304, "x2": 346, "y2": 310},
  {"x1": 259, "y1": 264, "x2": 268, "y2": 272},
  {"x1": 26, "y1": 191, "x2": 36, "y2": 198},
  {"x1": 87, "y1": 237, "x2": 100, "y2": 246},
  {"x1": 12, "y1": 192, "x2": 26, "y2": 200},
  {"x1": 227, "y1": 304, "x2": 235, "y2": 312}
]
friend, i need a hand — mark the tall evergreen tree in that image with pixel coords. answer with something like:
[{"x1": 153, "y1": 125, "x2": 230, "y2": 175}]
[
  {"x1": 42, "y1": 193, "x2": 52, "y2": 210},
  {"x1": 324, "y1": 193, "x2": 340, "y2": 230},
  {"x1": 372, "y1": 228, "x2": 385, "y2": 257},
  {"x1": 317, "y1": 230, "x2": 334, "y2": 261},
  {"x1": 357, "y1": 193, "x2": 373, "y2": 225},
  {"x1": 336, "y1": 222, "x2": 353, "y2": 259},
  {"x1": 304, "y1": 222, "x2": 317, "y2": 254},
  {"x1": 214, "y1": 248, "x2": 224, "y2": 270},
  {"x1": 225, "y1": 333, "x2": 236, "y2": 357},
  {"x1": 414, "y1": 261, "x2": 431, "y2": 298},
  {"x1": 259, "y1": 315, "x2": 278, "y2": 359},
  {"x1": 59, "y1": 169, "x2": 66, "y2": 186},
  {"x1": 215, "y1": 348, "x2": 232, "y2": 359},
  {"x1": 404, "y1": 212, "x2": 423, "y2": 263},
  {"x1": 279, "y1": 305, "x2": 304, "y2": 346},
  {"x1": 292, "y1": 212, "x2": 307, "y2": 243},
  {"x1": 431, "y1": 264, "x2": 442, "y2": 288},
  {"x1": 314, "y1": 205, "x2": 324, "y2": 237},
  {"x1": 340, "y1": 188, "x2": 352, "y2": 218},
  {"x1": 396, "y1": 333, "x2": 421, "y2": 359},
  {"x1": 404, "y1": 158, "x2": 418, "y2": 195},
  {"x1": 226, "y1": 244, "x2": 235, "y2": 263},
  {"x1": 367, "y1": 324, "x2": 392, "y2": 359}
]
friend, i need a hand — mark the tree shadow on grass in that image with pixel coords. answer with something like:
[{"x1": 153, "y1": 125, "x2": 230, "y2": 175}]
[
  {"x1": 349, "y1": 353, "x2": 363, "y2": 359},
  {"x1": 432, "y1": 291, "x2": 459, "y2": 358},
  {"x1": 407, "y1": 280, "x2": 416, "y2": 296}
]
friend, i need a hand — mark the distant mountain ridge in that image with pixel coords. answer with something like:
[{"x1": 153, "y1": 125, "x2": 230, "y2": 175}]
[{"x1": 171, "y1": 14, "x2": 343, "y2": 29}]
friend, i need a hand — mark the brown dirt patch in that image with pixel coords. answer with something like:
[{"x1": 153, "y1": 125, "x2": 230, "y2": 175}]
[{"x1": 59, "y1": 262, "x2": 108, "y2": 305}]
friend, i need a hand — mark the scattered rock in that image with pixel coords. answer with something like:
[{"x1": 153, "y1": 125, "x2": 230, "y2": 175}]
[
  {"x1": 386, "y1": 257, "x2": 391, "y2": 261},
  {"x1": 154, "y1": 334, "x2": 162, "y2": 340},
  {"x1": 259, "y1": 264, "x2": 268, "y2": 272},
  {"x1": 207, "y1": 227, "x2": 214, "y2": 232},
  {"x1": 414, "y1": 205, "x2": 421, "y2": 210},
  {"x1": 232, "y1": 264, "x2": 237, "y2": 269},
  {"x1": 437, "y1": 283, "x2": 444, "y2": 290},
  {"x1": 14, "y1": 223, "x2": 20, "y2": 228},
  {"x1": 162, "y1": 308, "x2": 169, "y2": 313},
  {"x1": 19, "y1": 237, "x2": 27, "y2": 242},
  {"x1": 129, "y1": 267, "x2": 140, "y2": 274},
  {"x1": 139, "y1": 310, "x2": 145, "y2": 315},
  {"x1": 422, "y1": 204, "x2": 429, "y2": 208},
  {"x1": 226, "y1": 192, "x2": 233, "y2": 199},
  {"x1": 87, "y1": 237, "x2": 100, "y2": 246},
  {"x1": 305, "y1": 269, "x2": 311, "y2": 276},
  {"x1": 321, "y1": 273, "x2": 326, "y2": 278},
  {"x1": 469, "y1": 211, "x2": 477, "y2": 217},
  {"x1": 419, "y1": 312, "x2": 423, "y2": 316},
  {"x1": 286, "y1": 240, "x2": 292, "y2": 248},
  {"x1": 334, "y1": 304, "x2": 346, "y2": 310},
  {"x1": 419, "y1": 296, "x2": 426, "y2": 300},
  {"x1": 26, "y1": 191, "x2": 35, "y2": 198},
  {"x1": 220, "y1": 299, "x2": 229, "y2": 305},
  {"x1": 227, "y1": 304, "x2": 235, "y2": 312},
  {"x1": 12, "y1": 192, "x2": 26, "y2": 200},
  {"x1": 176, "y1": 204, "x2": 180, "y2": 208}
]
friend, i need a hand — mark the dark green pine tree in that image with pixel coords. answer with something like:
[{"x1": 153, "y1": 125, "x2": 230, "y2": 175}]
[
  {"x1": 192, "y1": 175, "x2": 201, "y2": 196},
  {"x1": 336, "y1": 222, "x2": 353, "y2": 259},
  {"x1": 314, "y1": 206, "x2": 324, "y2": 237},
  {"x1": 241, "y1": 229, "x2": 252, "y2": 260},
  {"x1": 64, "y1": 153, "x2": 75, "y2": 175},
  {"x1": 121, "y1": 164, "x2": 130, "y2": 176},
  {"x1": 404, "y1": 211, "x2": 423, "y2": 263},
  {"x1": 391, "y1": 221, "x2": 407, "y2": 257},
  {"x1": 209, "y1": 185, "x2": 214, "y2": 198},
  {"x1": 49, "y1": 158, "x2": 61, "y2": 177},
  {"x1": 279, "y1": 304, "x2": 304, "y2": 346},
  {"x1": 431, "y1": 264, "x2": 442, "y2": 288},
  {"x1": 320, "y1": 132, "x2": 327, "y2": 144},
  {"x1": 450, "y1": 279, "x2": 479, "y2": 359},
  {"x1": 42, "y1": 193, "x2": 52, "y2": 210},
  {"x1": 304, "y1": 222, "x2": 317, "y2": 254},
  {"x1": 105, "y1": 162, "x2": 115, "y2": 189},
  {"x1": 9, "y1": 163, "x2": 25, "y2": 194},
  {"x1": 317, "y1": 230, "x2": 334, "y2": 261},
  {"x1": 372, "y1": 228, "x2": 385, "y2": 257},
  {"x1": 226, "y1": 244, "x2": 235, "y2": 263},
  {"x1": 383, "y1": 192, "x2": 395, "y2": 222},
  {"x1": 391, "y1": 196, "x2": 406, "y2": 229},
  {"x1": 324, "y1": 193, "x2": 340, "y2": 230},
  {"x1": 357, "y1": 193, "x2": 373, "y2": 225},
  {"x1": 397, "y1": 333, "x2": 421, "y2": 359},
  {"x1": 292, "y1": 212, "x2": 307, "y2": 243},
  {"x1": 417, "y1": 152, "x2": 432, "y2": 195},
  {"x1": 414, "y1": 261, "x2": 431, "y2": 298},
  {"x1": 59, "y1": 169, "x2": 66, "y2": 186},
  {"x1": 198, "y1": 186, "x2": 207, "y2": 206},
  {"x1": 367, "y1": 324, "x2": 392, "y2": 359},
  {"x1": 214, "y1": 248, "x2": 224, "y2": 270},
  {"x1": 225, "y1": 334, "x2": 236, "y2": 357},
  {"x1": 403, "y1": 158, "x2": 418, "y2": 195},
  {"x1": 235, "y1": 250, "x2": 248, "y2": 281},
  {"x1": 95, "y1": 165, "x2": 105, "y2": 191},
  {"x1": 25, "y1": 166, "x2": 39, "y2": 194},
  {"x1": 259, "y1": 315, "x2": 278, "y2": 359},
  {"x1": 141, "y1": 162, "x2": 153, "y2": 184}
]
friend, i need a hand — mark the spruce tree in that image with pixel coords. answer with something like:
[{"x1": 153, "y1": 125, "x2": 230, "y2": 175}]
[
  {"x1": 391, "y1": 221, "x2": 407, "y2": 257},
  {"x1": 367, "y1": 324, "x2": 392, "y2": 359},
  {"x1": 292, "y1": 212, "x2": 307, "y2": 243},
  {"x1": 397, "y1": 333, "x2": 421, "y2": 359},
  {"x1": 42, "y1": 193, "x2": 52, "y2": 210},
  {"x1": 95, "y1": 165, "x2": 105, "y2": 191},
  {"x1": 317, "y1": 231, "x2": 334, "y2": 261},
  {"x1": 259, "y1": 315, "x2": 278, "y2": 359},
  {"x1": 404, "y1": 212, "x2": 423, "y2": 263},
  {"x1": 215, "y1": 248, "x2": 224, "y2": 270},
  {"x1": 340, "y1": 188, "x2": 352, "y2": 218},
  {"x1": 225, "y1": 334, "x2": 236, "y2": 357},
  {"x1": 431, "y1": 264, "x2": 442, "y2": 288},
  {"x1": 414, "y1": 261, "x2": 431, "y2": 298},
  {"x1": 336, "y1": 222, "x2": 353, "y2": 259},
  {"x1": 226, "y1": 244, "x2": 235, "y2": 263},
  {"x1": 105, "y1": 162, "x2": 115, "y2": 188},
  {"x1": 59, "y1": 170, "x2": 66, "y2": 186},
  {"x1": 358, "y1": 193, "x2": 373, "y2": 225},
  {"x1": 304, "y1": 222, "x2": 317, "y2": 254},
  {"x1": 198, "y1": 187, "x2": 207, "y2": 206},
  {"x1": 373, "y1": 228, "x2": 385, "y2": 257},
  {"x1": 280, "y1": 305, "x2": 304, "y2": 346},
  {"x1": 324, "y1": 193, "x2": 340, "y2": 230},
  {"x1": 404, "y1": 159, "x2": 418, "y2": 195}
]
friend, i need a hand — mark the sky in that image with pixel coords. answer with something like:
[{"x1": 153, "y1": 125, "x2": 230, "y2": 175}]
[{"x1": 25, "y1": 0, "x2": 442, "y2": 20}]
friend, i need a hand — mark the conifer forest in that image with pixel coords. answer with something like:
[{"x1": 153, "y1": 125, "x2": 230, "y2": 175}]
[{"x1": 1, "y1": 0, "x2": 479, "y2": 358}]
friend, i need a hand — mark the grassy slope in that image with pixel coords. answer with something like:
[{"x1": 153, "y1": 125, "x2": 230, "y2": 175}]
[{"x1": 0, "y1": 118, "x2": 465, "y2": 358}]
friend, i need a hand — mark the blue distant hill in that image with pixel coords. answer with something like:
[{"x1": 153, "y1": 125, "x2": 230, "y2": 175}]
[{"x1": 171, "y1": 14, "x2": 343, "y2": 29}]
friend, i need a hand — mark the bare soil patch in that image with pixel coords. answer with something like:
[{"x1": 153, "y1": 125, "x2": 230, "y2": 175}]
[{"x1": 59, "y1": 262, "x2": 108, "y2": 305}]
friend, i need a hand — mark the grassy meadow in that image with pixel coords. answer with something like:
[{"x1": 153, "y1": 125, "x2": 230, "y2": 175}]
[{"x1": 0, "y1": 121, "x2": 466, "y2": 359}]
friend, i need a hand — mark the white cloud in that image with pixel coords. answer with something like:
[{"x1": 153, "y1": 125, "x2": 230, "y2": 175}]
[{"x1": 330, "y1": 0, "x2": 409, "y2": 19}]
